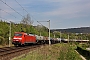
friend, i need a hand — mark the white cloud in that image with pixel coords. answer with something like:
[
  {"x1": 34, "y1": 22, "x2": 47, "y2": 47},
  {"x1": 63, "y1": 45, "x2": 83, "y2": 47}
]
[
  {"x1": 41, "y1": 0, "x2": 90, "y2": 19},
  {"x1": 0, "y1": 0, "x2": 90, "y2": 29}
]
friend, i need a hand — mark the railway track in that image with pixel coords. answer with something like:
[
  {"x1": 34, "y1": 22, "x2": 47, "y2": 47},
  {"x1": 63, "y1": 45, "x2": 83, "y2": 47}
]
[{"x1": 0, "y1": 44, "x2": 43, "y2": 60}]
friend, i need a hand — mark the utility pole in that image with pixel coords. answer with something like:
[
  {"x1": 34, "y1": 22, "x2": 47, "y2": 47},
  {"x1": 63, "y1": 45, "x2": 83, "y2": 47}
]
[
  {"x1": 37, "y1": 20, "x2": 51, "y2": 45},
  {"x1": 48, "y1": 20, "x2": 51, "y2": 45},
  {"x1": 9, "y1": 21, "x2": 11, "y2": 47}
]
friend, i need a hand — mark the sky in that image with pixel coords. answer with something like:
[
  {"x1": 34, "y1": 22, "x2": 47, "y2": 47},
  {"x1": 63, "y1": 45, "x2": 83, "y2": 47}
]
[{"x1": 0, "y1": 0, "x2": 90, "y2": 29}]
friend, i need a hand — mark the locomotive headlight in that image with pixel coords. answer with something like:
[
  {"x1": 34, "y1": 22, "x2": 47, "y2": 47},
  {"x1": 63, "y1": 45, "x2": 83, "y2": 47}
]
[
  {"x1": 13, "y1": 38, "x2": 22, "y2": 40},
  {"x1": 18, "y1": 38, "x2": 22, "y2": 41},
  {"x1": 18, "y1": 38, "x2": 22, "y2": 40}
]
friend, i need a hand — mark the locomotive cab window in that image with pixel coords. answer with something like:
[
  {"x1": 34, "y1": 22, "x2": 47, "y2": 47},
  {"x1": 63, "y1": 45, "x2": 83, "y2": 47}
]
[{"x1": 14, "y1": 34, "x2": 23, "y2": 36}]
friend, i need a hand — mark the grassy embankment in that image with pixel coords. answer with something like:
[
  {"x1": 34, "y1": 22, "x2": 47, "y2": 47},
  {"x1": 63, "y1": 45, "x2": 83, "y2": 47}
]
[
  {"x1": 77, "y1": 43, "x2": 90, "y2": 60},
  {"x1": 12, "y1": 43, "x2": 82, "y2": 60}
]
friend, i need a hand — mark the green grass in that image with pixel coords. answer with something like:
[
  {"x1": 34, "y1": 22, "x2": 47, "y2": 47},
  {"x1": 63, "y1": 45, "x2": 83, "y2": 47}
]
[
  {"x1": 12, "y1": 43, "x2": 82, "y2": 60},
  {"x1": 78, "y1": 43, "x2": 90, "y2": 49}
]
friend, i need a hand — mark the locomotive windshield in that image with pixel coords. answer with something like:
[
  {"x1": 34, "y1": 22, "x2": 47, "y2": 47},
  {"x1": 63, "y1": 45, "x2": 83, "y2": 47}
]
[{"x1": 14, "y1": 33, "x2": 22, "y2": 36}]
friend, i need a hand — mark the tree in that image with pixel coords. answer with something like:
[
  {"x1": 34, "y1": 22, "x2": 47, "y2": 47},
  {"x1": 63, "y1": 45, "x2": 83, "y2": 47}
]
[
  {"x1": 21, "y1": 14, "x2": 33, "y2": 26},
  {"x1": 0, "y1": 36, "x2": 5, "y2": 45}
]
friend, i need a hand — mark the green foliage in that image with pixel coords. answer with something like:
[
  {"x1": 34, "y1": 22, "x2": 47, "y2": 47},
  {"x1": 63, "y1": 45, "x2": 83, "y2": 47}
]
[
  {"x1": 78, "y1": 43, "x2": 89, "y2": 49},
  {"x1": 58, "y1": 44, "x2": 82, "y2": 60},
  {"x1": 0, "y1": 20, "x2": 90, "y2": 46},
  {"x1": 12, "y1": 43, "x2": 82, "y2": 60},
  {"x1": 0, "y1": 21, "x2": 9, "y2": 45},
  {"x1": 0, "y1": 36, "x2": 5, "y2": 45},
  {"x1": 0, "y1": 20, "x2": 50, "y2": 45}
]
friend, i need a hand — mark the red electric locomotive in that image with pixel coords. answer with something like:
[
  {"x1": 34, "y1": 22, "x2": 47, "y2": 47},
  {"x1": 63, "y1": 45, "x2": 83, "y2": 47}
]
[{"x1": 12, "y1": 32, "x2": 36, "y2": 46}]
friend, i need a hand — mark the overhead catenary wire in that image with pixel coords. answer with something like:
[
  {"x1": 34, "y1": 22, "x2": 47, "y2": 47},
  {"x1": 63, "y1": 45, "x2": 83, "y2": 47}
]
[
  {"x1": 15, "y1": 0, "x2": 39, "y2": 22},
  {"x1": 15, "y1": 0, "x2": 37, "y2": 24},
  {"x1": 0, "y1": 16, "x2": 18, "y2": 24},
  {"x1": 0, "y1": 0, "x2": 38, "y2": 25},
  {"x1": 37, "y1": 21, "x2": 49, "y2": 29},
  {"x1": 15, "y1": 0, "x2": 28, "y2": 14},
  {"x1": 37, "y1": 21, "x2": 45, "y2": 27},
  {"x1": 0, "y1": 16, "x2": 7, "y2": 20},
  {"x1": 14, "y1": 0, "x2": 35, "y2": 21},
  {"x1": 0, "y1": 0, "x2": 23, "y2": 17},
  {"x1": 0, "y1": 9, "x2": 16, "y2": 18}
]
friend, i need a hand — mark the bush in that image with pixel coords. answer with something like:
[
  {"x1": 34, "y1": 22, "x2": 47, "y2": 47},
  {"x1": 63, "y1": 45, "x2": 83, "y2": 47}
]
[{"x1": 0, "y1": 36, "x2": 5, "y2": 45}]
